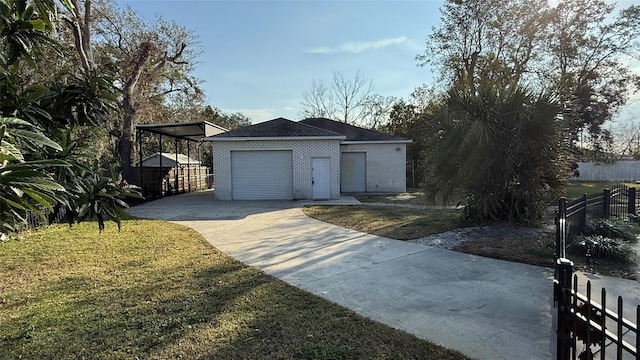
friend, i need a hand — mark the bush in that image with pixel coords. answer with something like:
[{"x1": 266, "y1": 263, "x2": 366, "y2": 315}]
[
  {"x1": 583, "y1": 218, "x2": 639, "y2": 243},
  {"x1": 568, "y1": 235, "x2": 635, "y2": 263}
]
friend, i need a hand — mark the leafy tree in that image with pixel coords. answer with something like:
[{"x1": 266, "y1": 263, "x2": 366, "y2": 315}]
[
  {"x1": 419, "y1": 0, "x2": 640, "y2": 151},
  {"x1": 544, "y1": 0, "x2": 640, "y2": 147},
  {"x1": 201, "y1": 106, "x2": 251, "y2": 131},
  {"x1": 417, "y1": 0, "x2": 549, "y2": 91},
  {"x1": 1, "y1": 0, "x2": 140, "y2": 235},
  {"x1": 0, "y1": 0, "x2": 68, "y2": 234},
  {"x1": 82, "y1": 1, "x2": 201, "y2": 182},
  {"x1": 423, "y1": 83, "x2": 565, "y2": 223}
]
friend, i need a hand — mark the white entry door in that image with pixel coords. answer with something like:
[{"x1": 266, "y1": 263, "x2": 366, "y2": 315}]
[{"x1": 312, "y1": 158, "x2": 331, "y2": 199}]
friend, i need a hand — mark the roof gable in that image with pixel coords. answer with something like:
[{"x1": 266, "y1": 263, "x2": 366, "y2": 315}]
[
  {"x1": 299, "y1": 118, "x2": 410, "y2": 142},
  {"x1": 208, "y1": 117, "x2": 343, "y2": 139}
]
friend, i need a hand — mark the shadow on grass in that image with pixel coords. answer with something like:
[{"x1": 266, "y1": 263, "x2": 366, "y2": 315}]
[{"x1": 1, "y1": 252, "x2": 467, "y2": 360}]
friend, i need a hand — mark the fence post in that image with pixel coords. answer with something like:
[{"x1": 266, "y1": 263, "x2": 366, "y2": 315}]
[
  {"x1": 580, "y1": 193, "x2": 587, "y2": 231},
  {"x1": 603, "y1": 189, "x2": 611, "y2": 219},
  {"x1": 555, "y1": 258, "x2": 574, "y2": 360},
  {"x1": 629, "y1": 187, "x2": 637, "y2": 215},
  {"x1": 557, "y1": 198, "x2": 567, "y2": 259}
]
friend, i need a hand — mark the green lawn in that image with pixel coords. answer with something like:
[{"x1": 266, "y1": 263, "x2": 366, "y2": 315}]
[
  {"x1": 0, "y1": 220, "x2": 469, "y2": 360},
  {"x1": 561, "y1": 181, "x2": 640, "y2": 200},
  {"x1": 304, "y1": 205, "x2": 466, "y2": 240}
]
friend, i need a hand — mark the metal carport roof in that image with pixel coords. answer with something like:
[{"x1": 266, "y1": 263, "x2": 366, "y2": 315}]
[
  {"x1": 136, "y1": 121, "x2": 227, "y2": 141},
  {"x1": 134, "y1": 121, "x2": 228, "y2": 198}
]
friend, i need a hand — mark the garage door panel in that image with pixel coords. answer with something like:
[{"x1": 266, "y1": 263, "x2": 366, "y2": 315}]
[
  {"x1": 341, "y1": 152, "x2": 366, "y2": 192},
  {"x1": 231, "y1": 151, "x2": 293, "y2": 200}
]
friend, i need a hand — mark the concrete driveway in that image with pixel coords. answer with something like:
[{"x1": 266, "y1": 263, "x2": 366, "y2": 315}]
[{"x1": 126, "y1": 190, "x2": 636, "y2": 360}]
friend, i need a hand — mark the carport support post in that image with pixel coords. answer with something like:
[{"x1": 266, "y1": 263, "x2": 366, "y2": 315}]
[
  {"x1": 187, "y1": 140, "x2": 191, "y2": 192},
  {"x1": 138, "y1": 128, "x2": 143, "y2": 195},
  {"x1": 197, "y1": 142, "x2": 202, "y2": 190},
  {"x1": 159, "y1": 134, "x2": 163, "y2": 196},
  {"x1": 174, "y1": 137, "x2": 179, "y2": 193}
]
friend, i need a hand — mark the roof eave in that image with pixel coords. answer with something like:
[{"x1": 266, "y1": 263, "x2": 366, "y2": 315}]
[
  {"x1": 204, "y1": 136, "x2": 346, "y2": 141},
  {"x1": 341, "y1": 140, "x2": 412, "y2": 144}
]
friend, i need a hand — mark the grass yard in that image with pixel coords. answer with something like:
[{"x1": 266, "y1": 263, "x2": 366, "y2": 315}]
[
  {"x1": 308, "y1": 182, "x2": 640, "y2": 279},
  {"x1": 561, "y1": 181, "x2": 640, "y2": 200},
  {"x1": 304, "y1": 205, "x2": 466, "y2": 240},
  {"x1": 0, "y1": 220, "x2": 469, "y2": 360},
  {"x1": 356, "y1": 189, "x2": 464, "y2": 207}
]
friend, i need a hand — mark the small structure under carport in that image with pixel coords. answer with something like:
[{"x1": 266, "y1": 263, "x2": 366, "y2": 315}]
[
  {"x1": 205, "y1": 117, "x2": 411, "y2": 200},
  {"x1": 134, "y1": 152, "x2": 209, "y2": 196},
  {"x1": 134, "y1": 121, "x2": 227, "y2": 198}
]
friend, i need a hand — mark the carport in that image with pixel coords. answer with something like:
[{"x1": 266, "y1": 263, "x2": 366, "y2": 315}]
[{"x1": 135, "y1": 121, "x2": 227, "y2": 198}]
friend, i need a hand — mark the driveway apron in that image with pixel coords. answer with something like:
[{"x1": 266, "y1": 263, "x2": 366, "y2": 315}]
[{"x1": 127, "y1": 191, "x2": 640, "y2": 360}]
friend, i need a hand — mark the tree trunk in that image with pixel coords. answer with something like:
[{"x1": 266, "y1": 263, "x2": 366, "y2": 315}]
[
  {"x1": 119, "y1": 42, "x2": 154, "y2": 182},
  {"x1": 119, "y1": 98, "x2": 135, "y2": 182}
]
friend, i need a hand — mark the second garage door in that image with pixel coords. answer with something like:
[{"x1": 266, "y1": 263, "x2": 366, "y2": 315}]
[
  {"x1": 340, "y1": 152, "x2": 366, "y2": 192},
  {"x1": 231, "y1": 150, "x2": 293, "y2": 200}
]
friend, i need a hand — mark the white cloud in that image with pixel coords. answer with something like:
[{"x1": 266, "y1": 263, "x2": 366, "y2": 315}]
[{"x1": 305, "y1": 36, "x2": 408, "y2": 55}]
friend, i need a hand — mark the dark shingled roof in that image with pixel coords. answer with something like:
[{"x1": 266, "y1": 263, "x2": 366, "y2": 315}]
[
  {"x1": 209, "y1": 117, "x2": 343, "y2": 138},
  {"x1": 300, "y1": 118, "x2": 410, "y2": 142}
]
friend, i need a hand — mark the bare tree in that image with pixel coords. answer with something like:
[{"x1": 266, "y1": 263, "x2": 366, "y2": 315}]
[
  {"x1": 606, "y1": 119, "x2": 640, "y2": 160},
  {"x1": 300, "y1": 70, "x2": 374, "y2": 126},
  {"x1": 332, "y1": 70, "x2": 373, "y2": 124},
  {"x1": 359, "y1": 94, "x2": 398, "y2": 129},
  {"x1": 300, "y1": 79, "x2": 336, "y2": 119}
]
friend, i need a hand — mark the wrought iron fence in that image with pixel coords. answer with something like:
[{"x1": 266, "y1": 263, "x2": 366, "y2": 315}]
[
  {"x1": 558, "y1": 185, "x2": 637, "y2": 248},
  {"x1": 23, "y1": 205, "x2": 67, "y2": 231},
  {"x1": 555, "y1": 184, "x2": 640, "y2": 359},
  {"x1": 555, "y1": 260, "x2": 639, "y2": 359}
]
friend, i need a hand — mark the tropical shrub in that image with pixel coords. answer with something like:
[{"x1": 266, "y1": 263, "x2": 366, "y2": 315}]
[
  {"x1": 69, "y1": 166, "x2": 142, "y2": 232},
  {"x1": 422, "y1": 82, "x2": 566, "y2": 224},
  {"x1": 568, "y1": 235, "x2": 635, "y2": 263},
  {"x1": 0, "y1": 117, "x2": 66, "y2": 234},
  {"x1": 582, "y1": 218, "x2": 639, "y2": 243},
  {"x1": 0, "y1": 0, "x2": 135, "y2": 235}
]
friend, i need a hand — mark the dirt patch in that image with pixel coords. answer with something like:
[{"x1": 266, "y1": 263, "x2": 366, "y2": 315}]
[
  {"x1": 456, "y1": 231, "x2": 638, "y2": 280},
  {"x1": 454, "y1": 231, "x2": 556, "y2": 267}
]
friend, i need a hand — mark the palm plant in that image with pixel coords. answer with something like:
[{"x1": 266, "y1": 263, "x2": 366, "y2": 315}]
[
  {"x1": 0, "y1": 117, "x2": 66, "y2": 233},
  {"x1": 423, "y1": 83, "x2": 566, "y2": 223},
  {"x1": 71, "y1": 165, "x2": 142, "y2": 232},
  {"x1": 1, "y1": 0, "x2": 138, "y2": 235}
]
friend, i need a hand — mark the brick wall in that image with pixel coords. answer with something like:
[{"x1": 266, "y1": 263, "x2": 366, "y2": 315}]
[
  {"x1": 211, "y1": 139, "x2": 342, "y2": 200},
  {"x1": 341, "y1": 143, "x2": 407, "y2": 193}
]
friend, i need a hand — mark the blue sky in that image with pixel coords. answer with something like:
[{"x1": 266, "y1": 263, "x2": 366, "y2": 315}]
[
  {"x1": 116, "y1": 0, "x2": 639, "y2": 126},
  {"x1": 115, "y1": 0, "x2": 444, "y2": 122}
]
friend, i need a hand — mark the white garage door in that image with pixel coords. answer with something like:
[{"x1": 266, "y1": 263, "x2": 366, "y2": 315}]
[
  {"x1": 341, "y1": 152, "x2": 366, "y2": 192},
  {"x1": 231, "y1": 150, "x2": 293, "y2": 200}
]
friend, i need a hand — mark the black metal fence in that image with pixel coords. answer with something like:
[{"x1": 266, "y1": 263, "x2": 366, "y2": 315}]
[
  {"x1": 555, "y1": 260, "x2": 639, "y2": 359},
  {"x1": 556, "y1": 185, "x2": 638, "y2": 257},
  {"x1": 23, "y1": 205, "x2": 67, "y2": 231},
  {"x1": 555, "y1": 184, "x2": 640, "y2": 359}
]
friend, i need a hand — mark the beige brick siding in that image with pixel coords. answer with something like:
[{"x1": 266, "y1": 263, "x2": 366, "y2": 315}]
[
  {"x1": 211, "y1": 139, "x2": 342, "y2": 200},
  {"x1": 341, "y1": 143, "x2": 407, "y2": 193}
]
